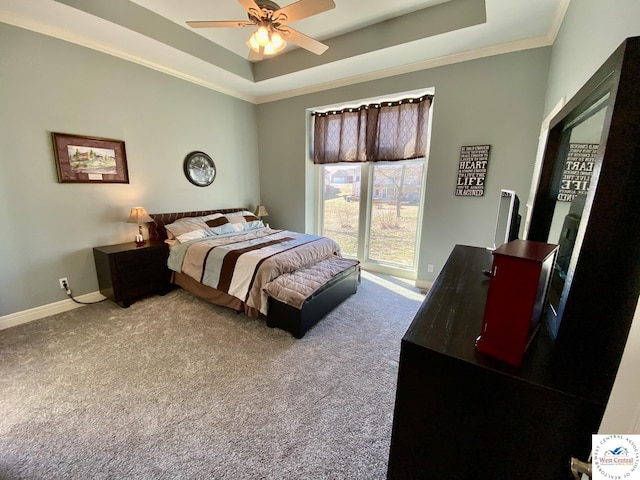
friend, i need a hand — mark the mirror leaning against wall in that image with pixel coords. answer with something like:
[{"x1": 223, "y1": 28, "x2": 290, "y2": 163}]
[
  {"x1": 527, "y1": 36, "x2": 640, "y2": 401},
  {"x1": 545, "y1": 101, "x2": 607, "y2": 332}
]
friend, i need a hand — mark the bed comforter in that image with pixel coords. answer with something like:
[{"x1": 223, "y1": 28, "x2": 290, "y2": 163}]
[{"x1": 168, "y1": 228, "x2": 341, "y2": 315}]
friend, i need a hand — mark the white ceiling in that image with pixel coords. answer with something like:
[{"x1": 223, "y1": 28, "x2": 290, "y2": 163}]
[
  {"x1": 134, "y1": 0, "x2": 450, "y2": 57},
  {"x1": 0, "y1": 0, "x2": 569, "y2": 103}
]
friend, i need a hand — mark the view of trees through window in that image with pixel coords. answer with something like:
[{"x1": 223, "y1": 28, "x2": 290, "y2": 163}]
[
  {"x1": 322, "y1": 165, "x2": 361, "y2": 258},
  {"x1": 322, "y1": 161, "x2": 424, "y2": 268}
]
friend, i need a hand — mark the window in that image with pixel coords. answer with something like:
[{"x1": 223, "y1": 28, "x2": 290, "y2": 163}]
[
  {"x1": 319, "y1": 160, "x2": 425, "y2": 275},
  {"x1": 313, "y1": 91, "x2": 433, "y2": 277}
]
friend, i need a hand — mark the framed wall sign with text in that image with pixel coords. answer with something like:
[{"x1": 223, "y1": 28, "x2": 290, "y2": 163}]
[{"x1": 455, "y1": 145, "x2": 490, "y2": 197}]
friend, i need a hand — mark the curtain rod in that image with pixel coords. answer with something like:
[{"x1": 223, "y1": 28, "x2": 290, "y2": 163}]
[{"x1": 312, "y1": 94, "x2": 433, "y2": 117}]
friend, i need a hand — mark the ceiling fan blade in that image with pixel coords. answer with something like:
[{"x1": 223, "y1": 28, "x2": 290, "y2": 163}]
[
  {"x1": 236, "y1": 0, "x2": 262, "y2": 14},
  {"x1": 280, "y1": 27, "x2": 328, "y2": 55},
  {"x1": 186, "y1": 20, "x2": 253, "y2": 28},
  {"x1": 274, "y1": 0, "x2": 336, "y2": 24}
]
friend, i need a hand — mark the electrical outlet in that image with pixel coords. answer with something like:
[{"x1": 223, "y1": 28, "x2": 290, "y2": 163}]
[
  {"x1": 59, "y1": 277, "x2": 68, "y2": 289},
  {"x1": 428, "y1": 264, "x2": 434, "y2": 273}
]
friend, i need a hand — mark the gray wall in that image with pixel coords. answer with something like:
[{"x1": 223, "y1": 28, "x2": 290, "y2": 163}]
[
  {"x1": 0, "y1": 24, "x2": 260, "y2": 317},
  {"x1": 5, "y1": 0, "x2": 638, "y2": 318},
  {"x1": 543, "y1": 0, "x2": 640, "y2": 117},
  {"x1": 257, "y1": 48, "x2": 551, "y2": 283}
]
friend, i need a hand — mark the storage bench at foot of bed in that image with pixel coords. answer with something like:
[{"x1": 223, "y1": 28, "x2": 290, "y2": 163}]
[{"x1": 265, "y1": 257, "x2": 360, "y2": 338}]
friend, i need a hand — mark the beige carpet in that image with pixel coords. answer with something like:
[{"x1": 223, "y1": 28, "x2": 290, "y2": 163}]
[{"x1": 0, "y1": 272, "x2": 424, "y2": 480}]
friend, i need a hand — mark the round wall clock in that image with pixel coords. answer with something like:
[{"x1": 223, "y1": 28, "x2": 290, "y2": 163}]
[{"x1": 183, "y1": 151, "x2": 216, "y2": 187}]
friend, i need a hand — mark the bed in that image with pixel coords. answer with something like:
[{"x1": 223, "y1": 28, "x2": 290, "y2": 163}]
[{"x1": 148, "y1": 208, "x2": 360, "y2": 338}]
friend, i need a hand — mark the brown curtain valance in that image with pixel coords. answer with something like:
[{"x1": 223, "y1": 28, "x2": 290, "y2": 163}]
[{"x1": 312, "y1": 94, "x2": 433, "y2": 165}]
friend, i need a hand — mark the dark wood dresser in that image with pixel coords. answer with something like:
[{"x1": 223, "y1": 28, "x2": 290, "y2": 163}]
[
  {"x1": 93, "y1": 240, "x2": 171, "y2": 307},
  {"x1": 386, "y1": 244, "x2": 606, "y2": 479}
]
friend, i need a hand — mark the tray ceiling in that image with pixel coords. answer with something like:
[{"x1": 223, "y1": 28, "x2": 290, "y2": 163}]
[{"x1": 0, "y1": 0, "x2": 569, "y2": 103}]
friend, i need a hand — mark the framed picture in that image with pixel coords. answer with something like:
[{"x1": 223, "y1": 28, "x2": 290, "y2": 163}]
[{"x1": 51, "y1": 132, "x2": 129, "y2": 183}]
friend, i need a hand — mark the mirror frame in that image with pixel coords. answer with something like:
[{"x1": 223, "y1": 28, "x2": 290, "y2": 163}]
[{"x1": 527, "y1": 36, "x2": 640, "y2": 401}]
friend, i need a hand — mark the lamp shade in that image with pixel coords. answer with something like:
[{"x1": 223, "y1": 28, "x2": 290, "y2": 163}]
[
  {"x1": 254, "y1": 205, "x2": 269, "y2": 217},
  {"x1": 127, "y1": 207, "x2": 153, "y2": 224},
  {"x1": 246, "y1": 27, "x2": 287, "y2": 56}
]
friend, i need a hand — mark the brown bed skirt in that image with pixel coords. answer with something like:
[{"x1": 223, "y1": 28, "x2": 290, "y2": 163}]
[{"x1": 172, "y1": 271, "x2": 263, "y2": 318}]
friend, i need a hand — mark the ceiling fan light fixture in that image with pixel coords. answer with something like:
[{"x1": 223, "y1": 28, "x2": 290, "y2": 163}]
[
  {"x1": 255, "y1": 25, "x2": 270, "y2": 46},
  {"x1": 247, "y1": 27, "x2": 286, "y2": 56},
  {"x1": 271, "y1": 31, "x2": 285, "y2": 49},
  {"x1": 247, "y1": 35, "x2": 260, "y2": 51},
  {"x1": 188, "y1": 0, "x2": 334, "y2": 59}
]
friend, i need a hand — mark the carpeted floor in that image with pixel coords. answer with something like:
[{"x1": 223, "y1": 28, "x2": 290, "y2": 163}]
[{"x1": 0, "y1": 272, "x2": 424, "y2": 480}]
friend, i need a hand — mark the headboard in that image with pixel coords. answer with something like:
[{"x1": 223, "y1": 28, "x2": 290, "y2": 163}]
[{"x1": 148, "y1": 208, "x2": 247, "y2": 241}]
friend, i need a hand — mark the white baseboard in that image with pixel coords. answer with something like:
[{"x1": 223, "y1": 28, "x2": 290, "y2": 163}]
[
  {"x1": 414, "y1": 279, "x2": 433, "y2": 292},
  {"x1": 0, "y1": 291, "x2": 106, "y2": 331}
]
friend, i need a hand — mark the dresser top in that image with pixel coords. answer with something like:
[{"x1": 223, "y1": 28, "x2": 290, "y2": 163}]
[{"x1": 402, "y1": 244, "x2": 607, "y2": 404}]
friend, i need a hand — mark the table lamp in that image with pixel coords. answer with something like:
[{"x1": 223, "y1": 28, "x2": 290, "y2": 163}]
[
  {"x1": 254, "y1": 205, "x2": 269, "y2": 219},
  {"x1": 127, "y1": 206, "x2": 153, "y2": 247},
  {"x1": 254, "y1": 205, "x2": 269, "y2": 227}
]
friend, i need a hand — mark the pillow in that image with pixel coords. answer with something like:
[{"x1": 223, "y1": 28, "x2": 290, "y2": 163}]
[
  {"x1": 237, "y1": 216, "x2": 265, "y2": 231},
  {"x1": 239, "y1": 214, "x2": 261, "y2": 222},
  {"x1": 164, "y1": 217, "x2": 209, "y2": 240},
  {"x1": 204, "y1": 212, "x2": 264, "y2": 235},
  {"x1": 204, "y1": 213, "x2": 229, "y2": 228},
  {"x1": 225, "y1": 210, "x2": 253, "y2": 218},
  {"x1": 225, "y1": 210, "x2": 261, "y2": 221},
  {"x1": 175, "y1": 229, "x2": 208, "y2": 243},
  {"x1": 165, "y1": 211, "x2": 266, "y2": 242}
]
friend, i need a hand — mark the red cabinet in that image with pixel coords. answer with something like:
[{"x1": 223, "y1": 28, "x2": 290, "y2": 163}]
[{"x1": 476, "y1": 239, "x2": 558, "y2": 366}]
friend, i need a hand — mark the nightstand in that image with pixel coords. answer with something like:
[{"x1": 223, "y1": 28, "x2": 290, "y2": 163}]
[{"x1": 93, "y1": 240, "x2": 171, "y2": 307}]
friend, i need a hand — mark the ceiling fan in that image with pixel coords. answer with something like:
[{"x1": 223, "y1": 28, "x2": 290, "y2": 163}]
[{"x1": 186, "y1": 0, "x2": 336, "y2": 61}]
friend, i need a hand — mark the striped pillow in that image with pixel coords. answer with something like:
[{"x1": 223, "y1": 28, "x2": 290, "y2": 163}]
[
  {"x1": 167, "y1": 212, "x2": 266, "y2": 242},
  {"x1": 205, "y1": 214, "x2": 229, "y2": 228},
  {"x1": 205, "y1": 213, "x2": 264, "y2": 234},
  {"x1": 165, "y1": 218, "x2": 209, "y2": 240}
]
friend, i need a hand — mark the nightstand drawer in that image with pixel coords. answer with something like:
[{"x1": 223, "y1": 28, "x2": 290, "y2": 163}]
[
  {"x1": 116, "y1": 265, "x2": 169, "y2": 291},
  {"x1": 93, "y1": 241, "x2": 171, "y2": 307}
]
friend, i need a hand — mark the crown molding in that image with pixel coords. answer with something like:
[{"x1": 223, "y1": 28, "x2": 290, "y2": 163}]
[
  {"x1": 255, "y1": 35, "x2": 554, "y2": 104},
  {"x1": 0, "y1": 10, "x2": 258, "y2": 103},
  {"x1": 547, "y1": 0, "x2": 571, "y2": 44},
  {"x1": 2, "y1": 0, "x2": 567, "y2": 106}
]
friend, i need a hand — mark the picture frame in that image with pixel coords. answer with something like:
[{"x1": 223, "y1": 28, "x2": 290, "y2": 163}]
[{"x1": 51, "y1": 132, "x2": 129, "y2": 184}]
